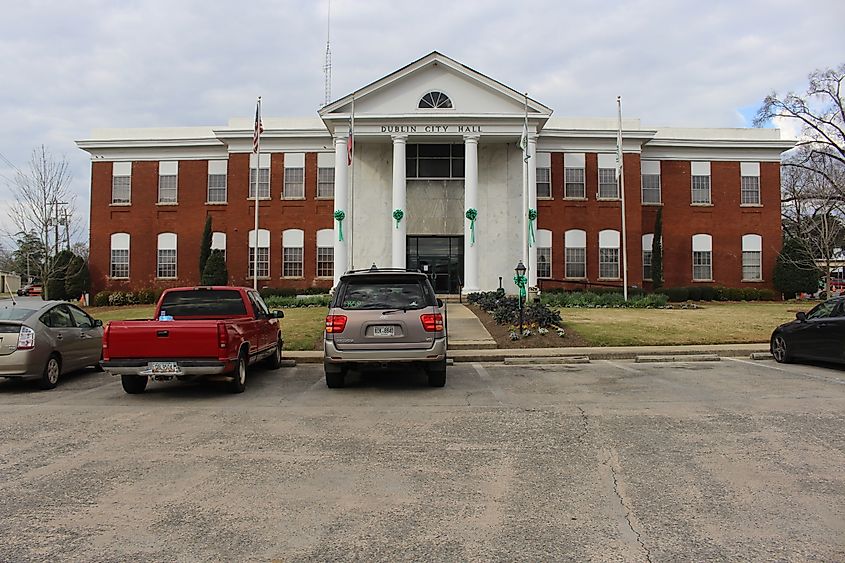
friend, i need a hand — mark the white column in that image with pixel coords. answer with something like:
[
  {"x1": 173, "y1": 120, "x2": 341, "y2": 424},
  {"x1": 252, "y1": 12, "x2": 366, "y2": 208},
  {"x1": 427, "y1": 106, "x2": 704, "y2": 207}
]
[
  {"x1": 391, "y1": 135, "x2": 407, "y2": 268},
  {"x1": 333, "y1": 135, "x2": 349, "y2": 285},
  {"x1": 463, "y1": 135, "x2": 480, "y2": 293},
  {"x1": 527, "y1": 136, "x2": 538, "y2": 287}
]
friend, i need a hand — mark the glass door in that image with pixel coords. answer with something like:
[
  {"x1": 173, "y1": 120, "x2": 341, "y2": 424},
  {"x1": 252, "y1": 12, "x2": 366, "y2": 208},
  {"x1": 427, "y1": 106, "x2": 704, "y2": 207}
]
[{"x1": 407, "y1": 236, "x2": 464, "y2": 294}]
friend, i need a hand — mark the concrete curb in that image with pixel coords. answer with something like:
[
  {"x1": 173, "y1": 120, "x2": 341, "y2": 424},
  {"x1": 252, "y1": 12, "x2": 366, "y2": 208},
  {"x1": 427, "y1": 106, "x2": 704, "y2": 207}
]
[
  {"x1": 635, "y1": 354, "x2": 721, "y2": 363},
  {"x1": 504, "y1": 356, "x2": 590, "y2": 365}
]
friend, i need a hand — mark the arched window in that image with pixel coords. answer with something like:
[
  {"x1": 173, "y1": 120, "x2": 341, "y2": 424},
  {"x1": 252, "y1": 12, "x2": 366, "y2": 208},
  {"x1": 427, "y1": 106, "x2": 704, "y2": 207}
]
[
  {"x1": 157, "y1": 232, "x2": 178, "y2": 279},
  {"x1": 418, "y1": 91, "x2": 452, "y2": 109},
  {"x1": 282, "y1": 229, "x2": 304, "y2": 278},
  {"x1": 537, "y1": 229, "x2": 552, "y2": 279},
  {"x1": 249, "y1": 229, "x2": 270, "y2": 279},
  {"x1": 564, "y1": 229, "x2": 586, "y2": 279},
  {"x1": 692, "y1": 234, "x2": 713, "y2": 281},
  {"x1": 599, "y1": 230, "x2": 621, "y2": 279},
  {"x1": 742, "y1": 234, "x2": 762, "y2": 281},
  {"x1": 316, "y1": 229, "x2": 334, "y2": 278},
  {"x1": 110, "y1": 233, "x2": 130, "y2": 279}
]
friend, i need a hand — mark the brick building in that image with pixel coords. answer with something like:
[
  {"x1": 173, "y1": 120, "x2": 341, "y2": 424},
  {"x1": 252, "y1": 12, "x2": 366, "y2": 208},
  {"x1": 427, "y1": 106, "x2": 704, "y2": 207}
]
[{"x1": 77, "y1": 52, "x2": 792, "y2": 296}]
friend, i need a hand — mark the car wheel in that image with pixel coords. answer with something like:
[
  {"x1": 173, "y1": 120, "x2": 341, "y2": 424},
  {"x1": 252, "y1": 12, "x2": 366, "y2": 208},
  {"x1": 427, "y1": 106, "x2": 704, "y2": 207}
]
[
  {"x1": 325, "y1": 364, "x2": 346, "y2": 388},
  {"x1": 771, "y1": 334, "x2": 792, "y2": 364},
  {"x1": 39, "y1": 354, "x2": 61, "y2": 390},
  {"x1": 264, "y1": 337, "x2": 282, "y2": 369},
  {"x1": 121, "y1": 375, "x2": 148, "y2": 394},
  {"x1": 229, "y1": 354, "x2": 247, "y2": 393},
  {"x1": 426, "y1": 357, "x2": 447, "y2": 388}
]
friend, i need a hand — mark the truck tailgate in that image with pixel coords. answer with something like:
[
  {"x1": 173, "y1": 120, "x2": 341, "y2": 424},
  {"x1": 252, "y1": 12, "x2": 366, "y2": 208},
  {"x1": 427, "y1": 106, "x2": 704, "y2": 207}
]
[{"x1": 106, "y1": 320, "x2": 226, "y2": 359}]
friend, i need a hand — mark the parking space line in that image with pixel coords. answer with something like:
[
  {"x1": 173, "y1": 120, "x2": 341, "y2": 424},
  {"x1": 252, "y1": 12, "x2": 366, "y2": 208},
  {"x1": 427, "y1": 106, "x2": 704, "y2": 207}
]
[
  {"x1": 472, "y1": 363, "x2": 507, "y2": 405},
  {"x1": 600, "y1": 359, "x2": 641, "y2": 373},
  {"x1": 724, "y1": 357, "x2": 845, "y2": 385}
]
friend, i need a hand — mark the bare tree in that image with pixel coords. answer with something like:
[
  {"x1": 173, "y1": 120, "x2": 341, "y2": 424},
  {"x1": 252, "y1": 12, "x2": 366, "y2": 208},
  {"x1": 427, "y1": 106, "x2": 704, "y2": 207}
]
[{"x1": 4, "y1": 146, "x2": 82, "y2": 298}]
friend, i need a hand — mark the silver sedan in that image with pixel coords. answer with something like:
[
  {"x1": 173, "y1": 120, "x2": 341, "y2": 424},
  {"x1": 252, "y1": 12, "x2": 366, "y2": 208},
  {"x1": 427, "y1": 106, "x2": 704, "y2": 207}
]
[{"x1": 0, "y1": 298, "x2": 104, "y2": 389}]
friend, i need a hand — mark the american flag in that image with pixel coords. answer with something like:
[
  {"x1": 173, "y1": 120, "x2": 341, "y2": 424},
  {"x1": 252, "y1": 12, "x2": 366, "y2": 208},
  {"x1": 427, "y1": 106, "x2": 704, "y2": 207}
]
[
  {"x1": 347, "y1": 118, "x2": 353, "y2": 166},
  {"x1": 253, "y1": 98, "x2": 263, "y2": 154}
]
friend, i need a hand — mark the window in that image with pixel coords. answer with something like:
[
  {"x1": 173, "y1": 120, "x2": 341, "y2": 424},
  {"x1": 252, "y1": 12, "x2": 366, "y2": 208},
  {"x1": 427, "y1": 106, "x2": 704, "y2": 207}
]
[
  {"x1": 691, "y1": 162, "x2": 711, "y2": 204},
  {"x1": 284, "y1": 153, "x2": 305, "y2": 198},
  {"x1": 111, "y1": 162, "x2": 131, "y2": 204},
  {"x1": 641, "y1": 160, "x2": 661, "y2": 204},
  {"x1": 248, "y1": 229, "x2": 270, "y2": 279},
  {"x1": 317, "y1": 153, "x2": 334, "y2": 198},
  {"x1": 419, "y1": 91, "x2": 452, "y2": 109},
  {"x1": 157, "y1": 233, "x2": 177, "y2": 278},
  {"x1": 599, "y1": 230, "x2": 620, "y2": 279},
  {"x1": 564, "y1": 153, "x2": 586, "y2": 198},
  {"x1": 598, "y1": 154, "x2": 618, "y2": 198},
  {"x1": 211, "y1": 232, "x2": 226, "y2": 261},
  {"x1": 741, "y1": 162, "x2": 761, "y2": 205},
  {"x1": 207, "y1": 160, "x2": 228, "y2": 203},
  {"x1": 692, "y1": 234, "x2": 713, "y2": 281},
  {"x1": 282, "y1": 229, "x2": 304, "y2": 277},
  {"x1": 158, "y1": 161, "x2": 178, "y2": 204},
  {"x1": 249, "y1": 154, "x2": 270, "y2": 199},
  {"x1": 406, "y1": 144, "x2": 465, "y2": 179},
  {"x1": 742, "y1": 234, "x2": 763, "y2": 281},
  {"x1": 110, "y1": 233, "x2": 130, "y2": 278},
  {"x1": 536, "y1": 153, "x2": 551, "y2": 198},
  {"x1": 565, "y1": 229, "x2": 587, "y2": 278},
  {"x1": 537, "y1": 229, "x2": 552, "y2": 279},
  {"x1": 316, "y1": 229, "x2": 334, "y2": 278},
  {"x1": 642, "y1": 233, "x2": 654, "y2": 281}
]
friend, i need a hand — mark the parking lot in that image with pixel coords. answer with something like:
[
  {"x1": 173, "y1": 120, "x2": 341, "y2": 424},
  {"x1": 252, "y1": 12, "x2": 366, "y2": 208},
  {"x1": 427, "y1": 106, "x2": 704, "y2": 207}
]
[{"x1": 1, "y1": 358, "x2": 843, "y2": 561}]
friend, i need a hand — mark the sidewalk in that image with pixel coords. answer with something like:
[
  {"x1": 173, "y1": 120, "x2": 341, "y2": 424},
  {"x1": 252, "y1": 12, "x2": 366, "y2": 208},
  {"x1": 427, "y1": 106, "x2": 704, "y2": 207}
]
[{"x1": 286, "y1": 302, "x2": 770, "y2": 363}]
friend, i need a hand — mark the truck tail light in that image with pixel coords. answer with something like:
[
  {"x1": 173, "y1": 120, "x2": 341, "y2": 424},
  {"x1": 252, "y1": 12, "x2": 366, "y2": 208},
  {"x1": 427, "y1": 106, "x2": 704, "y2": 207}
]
[
  {"x1": 420, "y1": 313, "x2": 443, "y2": 332},
  {"x1": 217, "y1": 323, "x2": 229, "y2": 351},
  {"x1": 325, "y1": 315, "x2": 347, "y2": 333},
  {"x1": 102, "y1": 323, "x2": 110, "y2": 361},
  {"x1": 17, "y1": 326, "x2": 35, "y2": 350}
]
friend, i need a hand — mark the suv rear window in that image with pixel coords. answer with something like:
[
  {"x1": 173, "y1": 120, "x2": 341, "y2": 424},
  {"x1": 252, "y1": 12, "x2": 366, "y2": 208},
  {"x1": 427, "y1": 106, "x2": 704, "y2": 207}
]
[
  {"x1": 159, "y1": 289, "x2": 247, "y2": 317},
  {"x1": 337, "y1": 278, "x2": 431, "y2": 310}
]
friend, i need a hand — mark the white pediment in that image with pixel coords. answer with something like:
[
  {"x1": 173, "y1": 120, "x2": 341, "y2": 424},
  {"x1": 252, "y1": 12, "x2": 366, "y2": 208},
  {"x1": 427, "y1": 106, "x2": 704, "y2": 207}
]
[{"x1": 320, "y1": 52, "x2": 551, "y2": 128}]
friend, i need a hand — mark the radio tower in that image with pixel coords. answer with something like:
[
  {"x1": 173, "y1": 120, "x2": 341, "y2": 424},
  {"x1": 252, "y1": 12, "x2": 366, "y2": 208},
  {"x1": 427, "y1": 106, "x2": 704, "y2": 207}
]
[{"x1": 323, "y1": 0, "x2": 332, "y2": 106}]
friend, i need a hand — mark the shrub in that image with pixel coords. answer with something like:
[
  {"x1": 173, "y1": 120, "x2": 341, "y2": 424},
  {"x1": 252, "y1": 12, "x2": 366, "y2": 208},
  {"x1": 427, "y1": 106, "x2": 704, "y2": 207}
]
[
  {"x1": 524, "y1": 301, "x2": 562, "y2": 327},
  {"x1": 64, "y1": 256, "x2": 90, "y2": 300},
  {"x1": 93, "y1": 291, "x2": 112, "y2": 307},
  {"x1": 201, "y1": 249, "x2": 228, "y2": 286},
  {"x1": 742, "y1": 288, "x2": 761, "y2": 301},
  {"x1": 698, "y1": 286, "x2": 716, "y2": 301},
  {"x1": 108, "y1": 291, "x2": 139, "y2": 306},
  {"x1": 264, "y1": 295, "x2": 331, "y2": 308},
  {"x1": 136, "y1": 288, "x2": 157, "y2": 304},
  {"x1": 757, "y1": 288, "x2": 777, "y2": 301},
  {"x1": 662, "y1": 287, "x2": 689, "y2": 302},
  {"x1": 724, "y1": 287, "x2": 745, "y2": 301},
  {"x1": 686, "y1": 286, "x2": 702, "y2": 301}
]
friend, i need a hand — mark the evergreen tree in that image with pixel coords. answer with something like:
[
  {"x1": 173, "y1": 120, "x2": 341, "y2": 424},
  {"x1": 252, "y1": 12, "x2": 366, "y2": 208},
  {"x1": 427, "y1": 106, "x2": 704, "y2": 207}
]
[
  {"x1": 46, "y1": 250, "x2": 74, "y2": 300},
  {"x1": 652, "y1": 208, "x2": 664, "y2": 291},
  {"x1": 199, "y1": 215, "x2": 213, "y2": 278},
  {"x1": 64, "y1": 255, "x2": 90, "y2": 300},
  {"x1": 201, "y1": 249, "x2": 228, "y2": 285},
  {"x1": 773, "y1": 238, "x2": 821, "y2": 299}
]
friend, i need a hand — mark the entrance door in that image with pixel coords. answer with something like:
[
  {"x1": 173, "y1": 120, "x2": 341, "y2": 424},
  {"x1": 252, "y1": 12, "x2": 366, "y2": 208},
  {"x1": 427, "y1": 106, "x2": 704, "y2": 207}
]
[{"x1": 407, "y1": 236, "x2": 464, "y2": 294}]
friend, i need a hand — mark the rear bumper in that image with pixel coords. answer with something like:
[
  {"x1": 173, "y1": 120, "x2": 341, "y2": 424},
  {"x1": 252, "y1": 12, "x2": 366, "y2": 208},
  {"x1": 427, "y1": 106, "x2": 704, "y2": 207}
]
[
  {"x1": 323, "y1": 337, "x2": 447, "y2": 364},
  {"x1": 102, "y1": 359, "x2": 233, "y2": 377}
]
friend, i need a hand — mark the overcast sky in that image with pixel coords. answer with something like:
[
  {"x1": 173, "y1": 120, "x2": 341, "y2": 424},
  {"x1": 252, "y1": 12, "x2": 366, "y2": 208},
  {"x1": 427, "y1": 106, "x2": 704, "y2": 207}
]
[{"x1": 1, "y1": 0, "x2": 842, "y2": 249}]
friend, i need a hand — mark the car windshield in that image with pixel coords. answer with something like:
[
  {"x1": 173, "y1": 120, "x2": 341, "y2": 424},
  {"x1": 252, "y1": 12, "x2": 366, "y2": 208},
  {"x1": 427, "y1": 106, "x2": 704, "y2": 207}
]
[
  {"x1": 158, "y1": 289, "x2": 247, "y2": 317},
  {"x1": 0, "y1": 305, "x2": 36, "y2": 321},
  {"x1": 339, "y1": 279, "x2": 427, "y2": 310}
]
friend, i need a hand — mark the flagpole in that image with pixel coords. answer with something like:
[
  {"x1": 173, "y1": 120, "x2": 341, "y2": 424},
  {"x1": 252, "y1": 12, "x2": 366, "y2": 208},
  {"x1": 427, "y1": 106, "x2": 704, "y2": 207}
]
[
  {"x1": 349, "y1": 95, "x2": 355, "y2": 270},
  {"x1": 253, "y1": 96, "x2": 261, "y2": 290},
  {"x1": 617, "y1": 96, "x2": 628, "y2": 301},
  {"x1": 522, "y1": 92, "x2": 530, "y2": 275}
]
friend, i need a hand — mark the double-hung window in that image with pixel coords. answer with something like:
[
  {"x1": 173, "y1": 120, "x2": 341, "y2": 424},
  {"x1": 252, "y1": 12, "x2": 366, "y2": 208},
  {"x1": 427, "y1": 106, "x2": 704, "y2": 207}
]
[
  {"x1": 642, "y1": 233, "x2": 654, "y2": 281},
  {"x1": 207, "y1": 160, "x2": 228, "y2": 203},
  {"x1": 537, "y1": 229, "x2": 552, "y2": 278},
  {"x1": 565, "y1": 229, "x2": 587, "y2": 278},
  {"x1": 317, "y1": 153, "x2": 335, "y2": 198},
  {"x1": 741, "y1": 162, "x2": 761, "y2": 205},
  {"x1": 248, "y1": 229, "x2": 270, "y2": 279},
  {"x1": 692, "y1": 234, "x2": 713, "y2": 281},
  {"x1": 156, "y1": 233, "x2": 177, "y2": 278},
  {"x1": 641, "y1": 160, "x2": 661, "y2": 204},
  {"x1": 598, "y1": 230, "x2": 620, "y2": 279},
  {"x1": 110, "y1": 233, "x2": 130, "y2": 278},
  {"x1": 284, "y1": 153, "x2": 305, "y2": 199},
  {"x1": 316, "y1": 229, "x2": 334, "y2": 278},
  {"x1": 111, "y1": 162, "x2": 132, "y2": 204},
  {"x1": 249, "y1": 154, "x2": 270, "y2": 199},
  {"x1": 691, "y1": 161, "x2": 711, "y2": 204},
  {"x1": 564, "y1": 153, "x2": 586, "y2": 198},
  {"x1": 597, "y1": 154, "x2": 619, "y2": 199},
  {"x1": 211, "y1": 232, "x2": 227, "y2": 261},
  {"x1": 742, "y1": 234, "x2": 763, "y2": 281},
  {"x1": 282, "y1": 229, "x2": 304, "y2": 277},
  {"x1": 158, "y1": 161, "x2": 178, "y2": 204},
  {"x1": 536, "y1": 152, "x2": 552, "y2": 198}
]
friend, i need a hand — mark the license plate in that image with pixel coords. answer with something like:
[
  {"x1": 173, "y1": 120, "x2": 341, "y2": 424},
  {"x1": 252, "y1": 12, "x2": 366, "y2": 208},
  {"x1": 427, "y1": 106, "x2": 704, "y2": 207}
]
[
  {"x1": 148, "y1": 361, "x2": 180, "y2": 374},
  {"x1": 373, "y1": 326, "x2": 395, "y2": 337}
]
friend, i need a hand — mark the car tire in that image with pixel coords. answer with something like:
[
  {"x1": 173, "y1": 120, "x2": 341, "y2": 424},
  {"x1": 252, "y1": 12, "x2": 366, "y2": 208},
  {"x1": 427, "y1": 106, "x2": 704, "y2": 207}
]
[
  {"x1": 264, "y1": 337, "x2": 282, "y2": 369},
  {"x1": 39, "y1": 354, "x2": 61, "y2": 390},
  {"x1": 771, "y1": 334, "x2": 792, "y2": 364},
  {"x1": 229, "y1": 354, "x2": 247, "y2": 394},
  {"x1": 121, "y1": 375, "x2": 148, "y2": 394},
  {"x1": 325, "y1": 364, "x2": 346, "y2": 388},
  {"x1": 426, "y1": 357, "x2": 447, "y2": 388}
]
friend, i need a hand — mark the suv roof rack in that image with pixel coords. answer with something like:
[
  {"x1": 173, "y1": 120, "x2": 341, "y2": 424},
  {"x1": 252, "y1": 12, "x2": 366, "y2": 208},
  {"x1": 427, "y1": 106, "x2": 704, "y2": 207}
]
[{"x1": 343, "y1": 264, "x2": 423, "y2": 275}]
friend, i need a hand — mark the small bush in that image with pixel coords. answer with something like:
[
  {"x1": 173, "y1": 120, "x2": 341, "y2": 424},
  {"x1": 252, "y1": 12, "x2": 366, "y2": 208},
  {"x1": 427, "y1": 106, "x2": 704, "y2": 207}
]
[
  {"x1": 662, "y1": 287, "x2": 689, "y2": 302},
  {"x1": 742, "y1": 288, "x2": 761, "y2": 301},
  {"x1": 93, "y1": 291, "x2": 112, "y2": 307},
  {"x1": 108, "y1": 291, "x2": 139, "y2": 306},
  {"x1": 724, "y1": 287, "x2": 745, "y2": 301},
  {"x1": 698, "y1": 286, "x2": 716, "y2": 301},
  {"x1": 686, "y1": 286, "x2": 702, "y2": 301},
  {"x1": 757, "y1": 288, "x2": 777, "y2": 301},
  {"x1": 136, "y1": 288, "x2": 157, "y2": 304},
  {"x1": 264, "y1": 295, "x2": 331, "y2": 308}
]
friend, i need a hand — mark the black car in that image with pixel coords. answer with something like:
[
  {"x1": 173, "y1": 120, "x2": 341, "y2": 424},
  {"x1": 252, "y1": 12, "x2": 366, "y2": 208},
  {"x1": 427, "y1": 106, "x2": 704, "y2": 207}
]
[{"x1": 770, "y1": 297, "x2": 845, "y2": 364}]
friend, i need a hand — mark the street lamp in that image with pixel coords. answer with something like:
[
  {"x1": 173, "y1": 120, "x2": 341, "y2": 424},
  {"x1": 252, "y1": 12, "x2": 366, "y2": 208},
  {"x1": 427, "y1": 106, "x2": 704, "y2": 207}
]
[{"x1": 514, "y1": 260, "x2": 527, "y2": 336}]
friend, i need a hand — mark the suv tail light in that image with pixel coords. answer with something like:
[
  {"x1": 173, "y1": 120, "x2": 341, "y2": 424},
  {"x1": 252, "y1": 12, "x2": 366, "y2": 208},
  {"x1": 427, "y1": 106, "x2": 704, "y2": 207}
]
[
  {"x1": 17, "y1": 326, "x2": 35, "y2": 350},
  {"x1": 325, "y1": 315, "x2": 347, "y2": 333},
  {"x1": 420, "y1": 313, "x2": 443, "y2": 332}
]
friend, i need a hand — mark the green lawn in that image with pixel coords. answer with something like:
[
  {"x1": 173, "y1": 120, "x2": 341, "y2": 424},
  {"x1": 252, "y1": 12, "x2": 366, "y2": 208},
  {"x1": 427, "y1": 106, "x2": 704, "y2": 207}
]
[
  {"x1": 85, "y1": 304, "x2": 327, "y2": 351},
  {"x1": 559, "y1": 301, "x2": 807, "y2": 346}
]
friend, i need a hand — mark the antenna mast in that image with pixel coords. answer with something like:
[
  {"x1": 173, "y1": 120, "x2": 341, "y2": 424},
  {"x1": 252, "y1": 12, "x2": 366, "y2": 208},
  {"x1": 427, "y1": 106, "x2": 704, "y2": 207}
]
[{"x1": 323, "y1": 0, "x2": 332, "y2": 105}]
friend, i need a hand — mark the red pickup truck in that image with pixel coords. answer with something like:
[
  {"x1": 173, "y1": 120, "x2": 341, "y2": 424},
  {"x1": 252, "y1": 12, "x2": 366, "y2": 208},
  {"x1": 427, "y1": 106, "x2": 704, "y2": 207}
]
[{"x1": 102, "y1": 286, "x2": 284, "y2": 394}]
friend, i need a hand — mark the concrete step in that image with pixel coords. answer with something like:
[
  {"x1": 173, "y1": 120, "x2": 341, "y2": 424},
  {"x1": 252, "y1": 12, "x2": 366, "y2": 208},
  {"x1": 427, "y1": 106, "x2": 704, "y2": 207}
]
[{"x1": 448, "y1": 340, "x2": 498, "y2": 350}]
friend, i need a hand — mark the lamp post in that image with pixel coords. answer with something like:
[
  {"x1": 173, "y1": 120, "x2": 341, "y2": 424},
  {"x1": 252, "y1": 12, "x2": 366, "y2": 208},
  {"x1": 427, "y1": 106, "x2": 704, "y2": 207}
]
[{"x1": 514, "y1": 260, "x2": 527, "y2": 336}]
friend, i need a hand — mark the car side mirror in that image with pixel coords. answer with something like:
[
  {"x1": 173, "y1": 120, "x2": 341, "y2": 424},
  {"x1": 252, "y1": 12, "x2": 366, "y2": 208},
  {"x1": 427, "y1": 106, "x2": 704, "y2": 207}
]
[
  {"x1": 796, "y1": 311, "x2": 807, "y2": 322},
  {"x1": 94, "y1": 319, "x2": 103, "y2": 327},
  {"x1": 436, "y1": 298, "x2": 444, "y2": 308},
  {"x1": 272, "y1": 310, "x2": 284, "y2": 319}
]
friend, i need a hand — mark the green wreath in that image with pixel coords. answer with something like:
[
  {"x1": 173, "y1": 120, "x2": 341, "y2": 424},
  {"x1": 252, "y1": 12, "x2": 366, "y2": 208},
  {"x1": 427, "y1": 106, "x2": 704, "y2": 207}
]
[
  {"x1": 393, "y1": 209, "x2": 404, "y2": 228},
  {"x1": 528, "y1": 208, "x2": 538, "y2": 246},
  {"x1": 334, "y1": 210, "x2": 345, "y2": 241},
  {"x1": 465, "y1": 208, "x2": 478, "y2": 245}
]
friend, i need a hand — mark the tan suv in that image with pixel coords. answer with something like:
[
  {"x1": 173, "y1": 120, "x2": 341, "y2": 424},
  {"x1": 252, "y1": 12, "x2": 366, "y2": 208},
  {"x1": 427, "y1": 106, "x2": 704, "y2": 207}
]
[{"x1": 323, "y1": 267, "x2": 447, "y2": 388}]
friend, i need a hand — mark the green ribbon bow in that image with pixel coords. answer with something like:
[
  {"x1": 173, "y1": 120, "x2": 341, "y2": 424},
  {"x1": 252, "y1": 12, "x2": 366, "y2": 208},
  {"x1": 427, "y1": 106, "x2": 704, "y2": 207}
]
[
  {"x1": 334, "y1": 210, "x2": 345, "y2": 241},
  {"x1": 393, "y1": 209, "x2": 404, "y2": 228},
  {"x1": 528, "y1": 208, "x2": 538, "y2": 247},
  {"x1": 513, "y1": 274, "x2": 528, "y2": 299},
  {"x1": 465, "y1": 208, "x2": 478, "y2": 245}
]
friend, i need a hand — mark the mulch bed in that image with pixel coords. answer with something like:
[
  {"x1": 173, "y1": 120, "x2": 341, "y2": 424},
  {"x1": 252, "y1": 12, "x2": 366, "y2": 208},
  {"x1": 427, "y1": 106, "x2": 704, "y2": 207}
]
[{"x1": 466, "y1": 304, "x2": 590, "y2": 349}]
